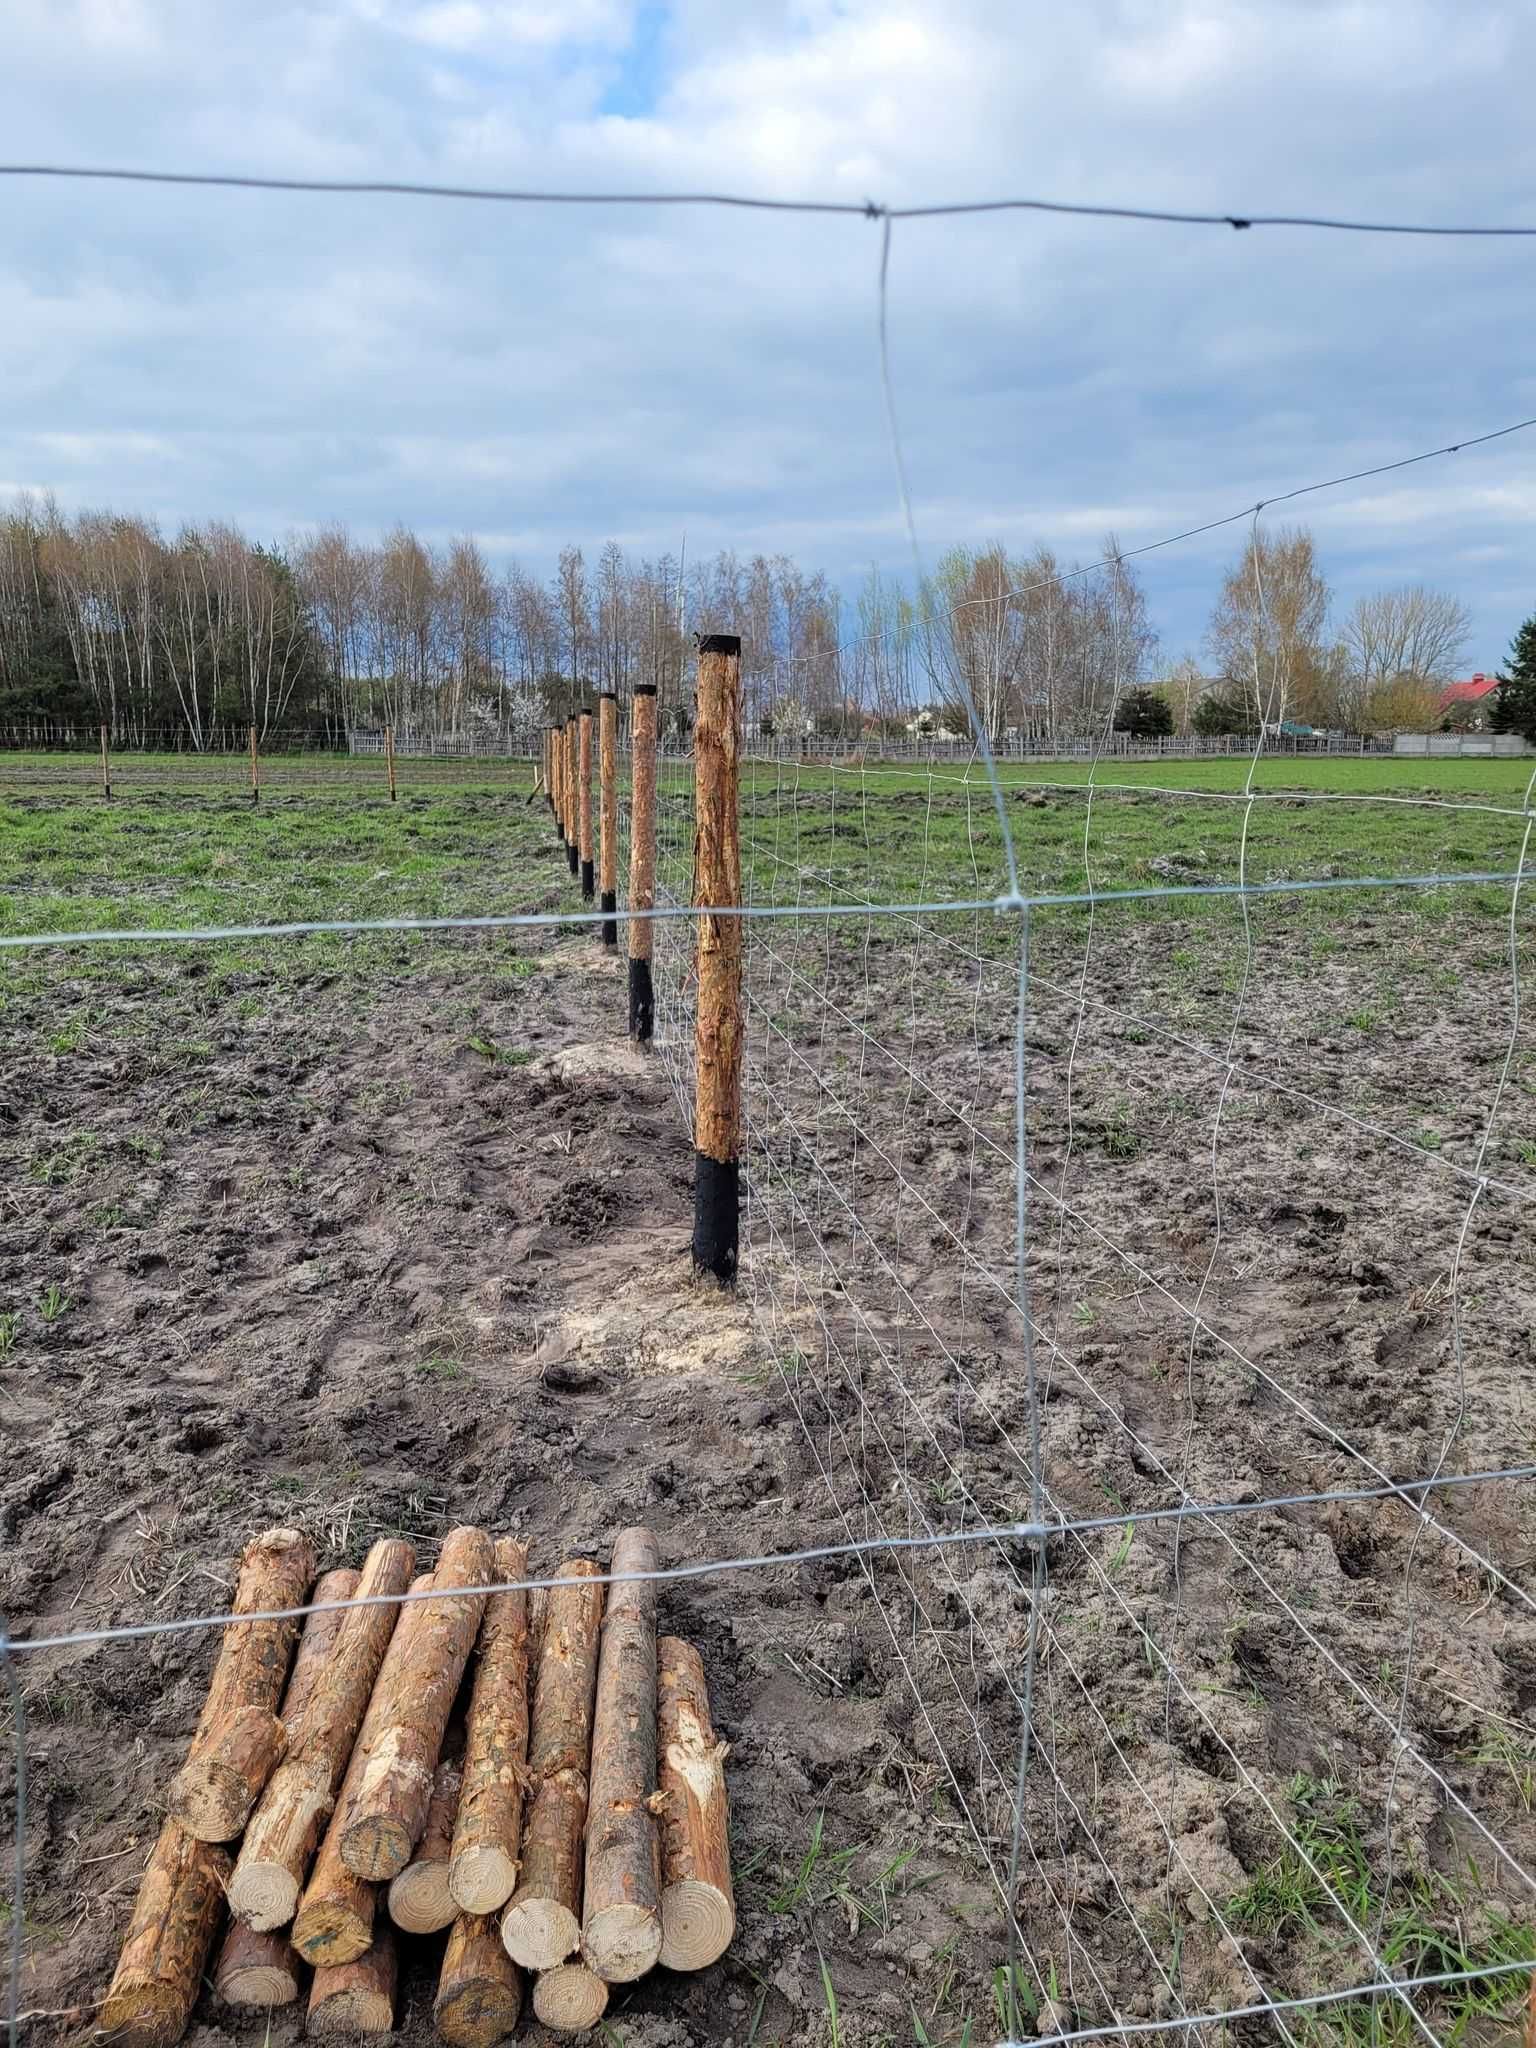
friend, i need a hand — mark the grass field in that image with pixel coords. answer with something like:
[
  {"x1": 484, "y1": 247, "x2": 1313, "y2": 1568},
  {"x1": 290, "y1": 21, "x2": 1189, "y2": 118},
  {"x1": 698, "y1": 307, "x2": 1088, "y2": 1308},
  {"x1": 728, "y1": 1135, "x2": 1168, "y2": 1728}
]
[{"x1": 1, "y1": 750, "x2": 1531, "y2": 954}]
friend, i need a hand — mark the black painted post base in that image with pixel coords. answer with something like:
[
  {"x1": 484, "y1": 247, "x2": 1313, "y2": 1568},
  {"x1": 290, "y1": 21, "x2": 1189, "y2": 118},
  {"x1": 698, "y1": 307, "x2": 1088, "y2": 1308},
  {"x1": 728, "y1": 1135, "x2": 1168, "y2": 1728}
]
[
  {"x1": 581, "y1": 858, "x2": 595, "y2": 901},
  {"x1": 692, "y1": 1152, "x2": 739, "y2": 1285},
  {"x1": 566, "y1": 840, "x2": 578, "y2": 876},
  {"x1": 600, "y1": 889, "x2": 617, "y2": 946},
  {"x1": 628, "y1": 958, "x2": 654, "y2": 1041}
]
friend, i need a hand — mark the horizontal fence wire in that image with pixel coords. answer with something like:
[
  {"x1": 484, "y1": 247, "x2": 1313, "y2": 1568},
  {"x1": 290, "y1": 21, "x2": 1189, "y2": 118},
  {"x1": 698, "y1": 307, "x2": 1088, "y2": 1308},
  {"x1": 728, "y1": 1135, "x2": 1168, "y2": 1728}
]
[
  {"x1": 2, "y1": 865, "x2": 1533, "y2": 950},
  {"x1": 5, "y1": 1463, "x2": 1530, "y2": 1658},
  {"x1": 7, "y1": 165, "x2": 1536, "y2": 2048},
  {"x1": 7, "y1": 161, "x2": 1536, "y2": 236}
]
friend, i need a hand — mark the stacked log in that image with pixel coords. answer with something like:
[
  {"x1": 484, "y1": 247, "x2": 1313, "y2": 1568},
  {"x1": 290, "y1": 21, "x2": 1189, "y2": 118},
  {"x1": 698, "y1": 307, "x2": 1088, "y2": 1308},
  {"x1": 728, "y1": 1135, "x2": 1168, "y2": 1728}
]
[
  {"x1": 337, "y1": 1525, "x2": 492, "y2": 1879},
  {"x1": 387, "y1": 1752, "x2": 464, "y2": 1933},
  {"x1": 449, "y1": 1537, "x2": 532, "y2": 1913},
  {"x1": 500, "y1": 1558, "x2": 603, "y2": 1972},
  {"x1": 435, "y1": 1914, "x2": 525, "y2": 2048},
  {"x1": 308, "y1": 1924, "x2": 398, "y2": 2036},
  {"x1": 293, "y1": 1568, "x2": 439, "y2": 1965},
  {"x1": 581, "y1": 1526, "x2": 664, "y2": 1982},
  {"x1": 99, "y1": 1521, "x2": 735, "y2": 2046},
  {"x1": 98, "y1": 1823, "x2": 231, "y2": 2048},
  {"x1": 213, "y1": 1921, "x2": 302, "y2": 2009},
  {"x1": 656, "y1": 1634, "x2": 736, "y2": 1969},
  {"x1": 231, "y1": 1538, "x2": 415, "y2": 1929},
  {"x1": 215, "y1": 1567, "x2": 361, "y2": 2008},
  {"x1": 165, "y1": 1526, "x2": 315, "y2": 1841}
]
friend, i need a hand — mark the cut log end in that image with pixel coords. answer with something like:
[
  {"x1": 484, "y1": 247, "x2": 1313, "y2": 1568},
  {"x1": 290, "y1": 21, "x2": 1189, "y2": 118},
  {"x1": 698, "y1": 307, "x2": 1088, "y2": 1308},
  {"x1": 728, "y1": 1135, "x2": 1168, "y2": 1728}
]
[
  {"x1": 100, "y1": 1822, "x2": 230, "y2": 2048},
  {"x1": 582, "y1": 1900, "x2": 662, "y2": 1984},
  {"x1": 532, "y1": 1962, "x2": 609, "y2": 2034},
  {"x1": 290, "y1": 1890, "x2": 374, "y2": 1969},
  {"x1": 435, "y1": 1914, "x2": 524, "y2": 2048},
  {"x1": 387, "y1": 1855, "x2": 457, "y2": 1934},
  {"x1": 166, "y1": 1704, "x2": 285, "y2": 1842},
  {"x1": 215, "y1": 1922, "x2": 301, "y2": 2009},
  {"x1": 656, "y1": 1634, "x2": 734, "y2": 1972},
  {"x1": 339, "y1": 1809, "x2": 415, "y2": 1881},
  {"x1": 225, "y1": 1853, "x2": 303, "y2": 1935},
  {"x1": 98, "y1": 1981, "x2": 185, "y2": 2048},
  {"x1": 500, "y1": 1894, "x2": 581, "y2": 1972},
  {"x1": 449, "y1": 1842, "x2": 518, "y2": 1918},
  {"x1": 307, "y1": 1926, "x2": 397, "y2": 2038},
  {"x1": 660, "y1": 1878, "x2": 735, "y2": 1972}
]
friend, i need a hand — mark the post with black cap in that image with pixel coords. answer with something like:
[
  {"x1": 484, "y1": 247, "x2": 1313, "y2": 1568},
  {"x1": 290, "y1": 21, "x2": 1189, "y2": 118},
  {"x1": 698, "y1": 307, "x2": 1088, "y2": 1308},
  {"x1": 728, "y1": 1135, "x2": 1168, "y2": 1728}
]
[
  {"x1": 691, "y1": 633, "x2": 742, "y2": 1285},
  {"x1": 579, "y1": 706, "x2": 596, "y2": 901},
  {"x1": 564, "y1": 714, "x2": 579, "y2": 877},
  {"x1": 628, "y1": 684, "x2": 658, "y2": 1039},
  {"x1": 599, "y1": 691, "x2": 619, "y2": 945}
]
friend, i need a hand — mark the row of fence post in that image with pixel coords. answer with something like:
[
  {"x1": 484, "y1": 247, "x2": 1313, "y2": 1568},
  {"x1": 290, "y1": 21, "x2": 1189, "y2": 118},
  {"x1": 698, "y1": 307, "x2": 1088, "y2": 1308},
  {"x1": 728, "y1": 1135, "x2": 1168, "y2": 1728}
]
[
  {"x1": 541, "y1": 636, "x2": 742, "y2": 1287},
  {"x1": 95, "y1": 723, "x2": 267, "y2": 803}
]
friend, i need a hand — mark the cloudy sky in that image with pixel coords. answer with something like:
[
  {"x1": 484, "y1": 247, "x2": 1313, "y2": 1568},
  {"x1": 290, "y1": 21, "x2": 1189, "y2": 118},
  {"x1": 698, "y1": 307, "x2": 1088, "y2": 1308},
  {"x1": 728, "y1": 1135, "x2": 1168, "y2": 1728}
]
[{"x1": 3, "y1": 0, "x2": 1535, "y2": 663}]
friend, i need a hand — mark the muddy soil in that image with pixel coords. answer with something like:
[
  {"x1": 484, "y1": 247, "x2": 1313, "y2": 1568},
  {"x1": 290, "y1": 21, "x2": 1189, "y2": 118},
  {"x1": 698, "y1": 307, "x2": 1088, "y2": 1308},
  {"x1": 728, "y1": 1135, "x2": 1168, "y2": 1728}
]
[
  {"x1": 735, "y1": 894, "x2": 1536, "y2": 2039},
  {"x1": 4, "y1": 881, "x2": 1535, "y2": 2047},
  {"x1": 3, "y1": 935, "x2": 993, "y2": 2048}
]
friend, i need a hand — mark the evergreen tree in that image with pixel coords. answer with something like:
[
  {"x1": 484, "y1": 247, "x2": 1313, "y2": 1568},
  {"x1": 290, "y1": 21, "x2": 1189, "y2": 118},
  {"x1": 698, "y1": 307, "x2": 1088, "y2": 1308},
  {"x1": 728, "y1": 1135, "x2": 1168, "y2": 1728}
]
[
  {"x1": 1192, "y1": 689, "x2": 1255, "y2": 737},
  {"x1": 1112, "y1": 687, "x2": 1173, "y2": 738},
  {"x1": 1492, "y1": 614, "x2": 1536, "y2": 740}
]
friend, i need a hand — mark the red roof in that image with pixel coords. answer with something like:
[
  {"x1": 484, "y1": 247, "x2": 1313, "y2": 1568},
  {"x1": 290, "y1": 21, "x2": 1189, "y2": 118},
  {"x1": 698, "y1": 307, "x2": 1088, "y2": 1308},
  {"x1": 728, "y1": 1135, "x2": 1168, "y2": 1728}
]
[{"x1": 1440, "y1": 673, "x2": 1500, "y2": 706}]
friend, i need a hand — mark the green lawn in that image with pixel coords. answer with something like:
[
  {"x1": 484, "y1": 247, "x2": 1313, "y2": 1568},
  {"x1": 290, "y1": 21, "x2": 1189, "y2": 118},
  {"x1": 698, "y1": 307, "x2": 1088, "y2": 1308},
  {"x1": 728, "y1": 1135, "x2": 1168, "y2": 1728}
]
[{"x1": 0, "y1": 753, "x2": 1529, "y2": 986}]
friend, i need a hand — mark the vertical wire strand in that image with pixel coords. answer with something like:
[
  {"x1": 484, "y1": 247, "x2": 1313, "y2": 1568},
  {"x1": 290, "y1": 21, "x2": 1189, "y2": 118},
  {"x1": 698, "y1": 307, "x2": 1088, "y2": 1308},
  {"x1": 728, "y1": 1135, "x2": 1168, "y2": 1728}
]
[
  {"x1": 1370, "y1": 757, "x2": 1536, "y2": 2042},
  {"x1": 2, "y1": 1619, "x2": 24, "y2": 2048}
]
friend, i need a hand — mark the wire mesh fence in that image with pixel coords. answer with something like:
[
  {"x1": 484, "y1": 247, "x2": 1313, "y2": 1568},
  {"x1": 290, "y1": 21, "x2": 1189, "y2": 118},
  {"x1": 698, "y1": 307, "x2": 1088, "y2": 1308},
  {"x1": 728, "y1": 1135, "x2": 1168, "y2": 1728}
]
[{"x1": 3, "y1": 169, "x2": 1536, "y2": 2048}]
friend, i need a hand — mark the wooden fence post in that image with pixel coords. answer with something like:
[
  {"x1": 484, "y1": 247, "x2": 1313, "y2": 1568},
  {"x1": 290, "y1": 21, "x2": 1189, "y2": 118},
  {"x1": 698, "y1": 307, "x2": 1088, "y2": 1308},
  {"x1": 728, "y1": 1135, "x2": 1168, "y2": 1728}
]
[
  {"x1": 692, "y1": 635, "x2": 742, "y2": 1285},
  {"x1": 628, "y1": 686, "x2": 658, "y2": 1040},
  {"x1": 250, "y1": 724, "x2": 260, "y2": 805},
  {"x1": 565, "y1": 716, "x2": 579, "y2": 878},
  {"x1": 579, "y1": 707, "x2": 595, "y2": 902},
  {"x1": 100, "y1": 723, "x2": 112, "y2": 802},
  {"x1": 385, "y1": 726, "x2": 397, "y2": 803},
  {"x1": 599, "y1": 693, "x2": 618, "y2": 946},
  {"x1": 553, "y1": 726, "x2": 565, "y2": 843}
]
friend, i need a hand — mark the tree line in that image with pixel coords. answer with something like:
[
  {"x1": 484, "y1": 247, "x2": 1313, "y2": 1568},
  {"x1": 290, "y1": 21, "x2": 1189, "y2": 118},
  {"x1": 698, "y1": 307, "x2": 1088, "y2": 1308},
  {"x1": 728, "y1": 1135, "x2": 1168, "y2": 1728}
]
[{"x1": 0, "y1": 495, "x2": 1490, "y2": 745}]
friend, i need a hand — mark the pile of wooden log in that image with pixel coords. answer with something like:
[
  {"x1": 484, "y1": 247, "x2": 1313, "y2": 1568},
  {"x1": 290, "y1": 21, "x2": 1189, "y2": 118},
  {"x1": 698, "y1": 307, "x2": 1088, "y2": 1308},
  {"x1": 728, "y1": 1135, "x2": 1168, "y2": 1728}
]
[{"x1": 100, "y1": 1522, "x2": 733, "y2": 2043}]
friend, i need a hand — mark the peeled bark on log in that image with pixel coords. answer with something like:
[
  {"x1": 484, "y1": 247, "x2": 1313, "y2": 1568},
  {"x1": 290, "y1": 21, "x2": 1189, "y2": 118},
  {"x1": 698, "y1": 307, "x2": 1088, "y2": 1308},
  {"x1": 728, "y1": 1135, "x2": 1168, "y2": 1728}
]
[
  {"x1": 581, "y1": 1527, "x2": 662, "y2": 1983},
  {"x1": 532, "y1": 1963, "x2": 609, "y2": 2034},
  {"x1": 449, "y1": 1538, "x2": 531, "y2": 1914},
  {"x1": 290, "y1": 1830, "x2": 377, "y2": 1967},
  {"x1": 307, "y1": 1924, "x2": 397, "y2": 2036},
  {"x1": 292, "y1": 1566, "x2": 434, "y2": 1964},
  {"x1": 338, "y1": 1525, "x2": 492, "y2": 1880},
  {"x1": 280, "y1": 1567, "x2": 360, "y2": 1726},
  {"x1": 386, "y1": 1754, "x2": 463, "y2": 1933},
  {"x1": 168, "y1": 1706, "x2": 286, "y2": 1844},
  {"x1": 656, "y1": 1635, "x2": 735, "y2": 1969},
  {"x1": 499, "y1": 1559, "x2": 603, "y2": 1970},
  {"x1": 99, "y1": 1822, "x2": 231, "y2": 2048},
  {"x1": 230, "y1": 1538, "x2": 414, "y2": 1931},
  {"x1": 434, "y1": 1914, "x2": 524, "y2": 2048},
  {"x1": 214, "y1": 1920, "x2": 302, "y2": 2008},
  {"x1": 166, "y1": 1525, "x2": 315, "y2": 1842},
  {"x1": 690, "y1": 636, "x2": 743, "y2": 1285}
]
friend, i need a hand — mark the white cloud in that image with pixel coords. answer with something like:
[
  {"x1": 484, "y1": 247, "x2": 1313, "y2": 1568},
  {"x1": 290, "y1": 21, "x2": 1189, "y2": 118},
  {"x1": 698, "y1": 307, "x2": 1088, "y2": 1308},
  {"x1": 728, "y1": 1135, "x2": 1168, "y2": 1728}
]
[{"x1": 2, "y1": 0, "x2": 1536, "y2": 658}]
